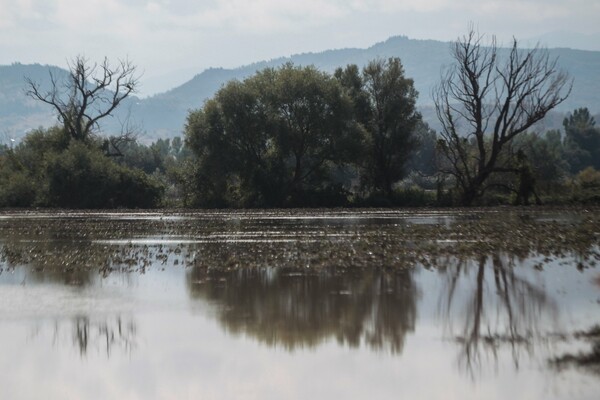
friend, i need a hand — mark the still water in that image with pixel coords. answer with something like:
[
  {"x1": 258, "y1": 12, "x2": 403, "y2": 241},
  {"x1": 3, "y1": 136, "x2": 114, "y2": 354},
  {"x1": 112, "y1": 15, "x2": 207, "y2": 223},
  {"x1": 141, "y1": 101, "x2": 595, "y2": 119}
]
[{"x1": 0, "y1": 209, "x2": 599, "y2": 399}]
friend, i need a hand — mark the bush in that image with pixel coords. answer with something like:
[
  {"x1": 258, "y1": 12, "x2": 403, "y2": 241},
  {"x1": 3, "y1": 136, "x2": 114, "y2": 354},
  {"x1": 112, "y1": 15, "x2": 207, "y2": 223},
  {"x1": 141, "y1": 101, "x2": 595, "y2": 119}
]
[
  {"x1": 0, "y1": 128, "x2": 164, "y2": 209},
  {"x1": 576, "y1": 167, "x2": 600, "y2": 189},
  {"x1": 0, "y1": 169, "x2": 38, "y2": 207},
  {"x1": 45, "y1": 141, "x2": 163, "y2": 208},
  {"x1": 571, "y1": 167, "x2": 600, "y2": 204}
]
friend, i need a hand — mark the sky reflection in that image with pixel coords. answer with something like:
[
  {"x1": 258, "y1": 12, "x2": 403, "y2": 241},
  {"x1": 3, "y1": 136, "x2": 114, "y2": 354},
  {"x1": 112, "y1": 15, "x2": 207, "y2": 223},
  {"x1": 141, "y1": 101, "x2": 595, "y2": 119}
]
[{"x1": 1, "y1": 209, "x2": 599, "y2": 399}]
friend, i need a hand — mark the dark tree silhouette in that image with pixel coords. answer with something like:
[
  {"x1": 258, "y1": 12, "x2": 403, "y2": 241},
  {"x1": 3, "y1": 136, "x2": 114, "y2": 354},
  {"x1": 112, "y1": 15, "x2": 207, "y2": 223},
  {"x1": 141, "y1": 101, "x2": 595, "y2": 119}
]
[
  {"x1": 336, "y1": 58, "x2": 420, "y2": 199},
  {"x1": 433, "y1": 28, "x2": 571, "y2": 205},
  {"x1": 25, "y1": 56, "x2": 139, "y2": 149}
]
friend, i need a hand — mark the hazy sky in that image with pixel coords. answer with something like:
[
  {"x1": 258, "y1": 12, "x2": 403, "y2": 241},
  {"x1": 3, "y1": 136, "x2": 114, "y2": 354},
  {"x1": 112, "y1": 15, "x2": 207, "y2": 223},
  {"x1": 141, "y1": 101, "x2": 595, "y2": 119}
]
[{"x1": 1, "y1": 0, "x2": 598, "y2": 95}]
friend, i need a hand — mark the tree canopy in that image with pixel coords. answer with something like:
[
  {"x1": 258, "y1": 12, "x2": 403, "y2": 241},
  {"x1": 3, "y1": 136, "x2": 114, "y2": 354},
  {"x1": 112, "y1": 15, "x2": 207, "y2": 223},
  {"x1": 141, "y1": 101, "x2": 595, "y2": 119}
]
[
  {"x1": 4, "y1": 48, "x2": 600, "y2": 209},
  {"x1": 336, "y1": 58, "x2": 421, "y2": 199},
  {"x1": 563, "y1": 107, "x2": 600, "y2": 173},
  {"x1": 185, "y1": 63, "x2": 364, "y2": 207}
]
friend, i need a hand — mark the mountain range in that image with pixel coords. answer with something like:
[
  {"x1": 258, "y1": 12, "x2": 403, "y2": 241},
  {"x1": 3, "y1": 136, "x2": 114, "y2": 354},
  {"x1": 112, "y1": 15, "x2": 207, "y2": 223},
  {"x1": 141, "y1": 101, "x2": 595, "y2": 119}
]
[{"x1": 2, "y1": 35, "x2": 599, "y2": 143}]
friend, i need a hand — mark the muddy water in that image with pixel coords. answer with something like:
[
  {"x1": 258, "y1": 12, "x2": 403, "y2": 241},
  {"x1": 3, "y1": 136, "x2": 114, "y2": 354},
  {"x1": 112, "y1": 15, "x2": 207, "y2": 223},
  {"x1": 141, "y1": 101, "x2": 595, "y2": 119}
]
[{"x1": 0, "y1": 209, "x2": 599, "y2": 399}]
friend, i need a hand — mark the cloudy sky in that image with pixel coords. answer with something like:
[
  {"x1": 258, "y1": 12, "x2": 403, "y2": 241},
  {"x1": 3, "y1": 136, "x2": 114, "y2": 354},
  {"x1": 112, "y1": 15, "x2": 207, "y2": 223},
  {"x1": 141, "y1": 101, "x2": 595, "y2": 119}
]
[{"x1": 1, "y1": 0, "x2": 598, "y2": 95}]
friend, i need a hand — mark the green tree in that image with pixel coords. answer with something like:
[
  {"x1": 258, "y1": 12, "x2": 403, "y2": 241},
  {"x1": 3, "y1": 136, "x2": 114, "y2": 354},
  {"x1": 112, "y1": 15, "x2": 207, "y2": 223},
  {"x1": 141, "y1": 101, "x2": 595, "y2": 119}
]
[
  {"x1": 184, "y1": 80, "x2": 274, "y2": 207},
  {"x1": 0, "y1": 127, "x2": 68, "y2": 207},
  {"x1": 516, "y1": 130, "x2": 569, "y2": 194},
  {"x1": 114, "y1": 139, "x2": 161, "y2": 174},
  {"x1": 407, "y1": 121, "x2": 438, "y2": 177},
  {"x1": 185, "y1": 64, "x2": 362, "y2": 207},
  {"x1": 563, "y1": 107, "x2": 600, "y2": 173},
  {"x1": 573, "y1": 166, "x2": 600, "y2": 203},
  {"x1": 336, "y1": 58, "x2": 421, "y2": 200},
  {"x1": 433, "y1": 29, "x2": 571, "y2": 205}
]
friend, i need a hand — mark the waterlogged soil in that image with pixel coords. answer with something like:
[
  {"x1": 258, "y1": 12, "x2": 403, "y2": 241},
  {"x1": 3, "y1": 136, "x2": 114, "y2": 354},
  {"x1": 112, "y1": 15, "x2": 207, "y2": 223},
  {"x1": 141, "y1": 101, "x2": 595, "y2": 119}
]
[
  {"x1": 1, "y1": 208, "x2": 598, "y2": 273},
  {"x1": 0, "y1": 207, "x2": 599, "y2": 399}
]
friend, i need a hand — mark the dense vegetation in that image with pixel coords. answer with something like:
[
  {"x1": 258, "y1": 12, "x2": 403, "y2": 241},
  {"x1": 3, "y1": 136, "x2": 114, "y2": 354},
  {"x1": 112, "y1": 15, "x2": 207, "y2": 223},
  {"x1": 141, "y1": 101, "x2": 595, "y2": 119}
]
[
  {"x1": 0, "y1": 127, "x2": 165, "y2": 208},
  {"x1": 1, "y1": 104, "x2": 599, "y2": 208},
  {"x1": 1, "y1": 34, "x2": 600, "y2": 209},
  {"x1": 183, "y1": 60, "x2": 420, "y2": 207}
]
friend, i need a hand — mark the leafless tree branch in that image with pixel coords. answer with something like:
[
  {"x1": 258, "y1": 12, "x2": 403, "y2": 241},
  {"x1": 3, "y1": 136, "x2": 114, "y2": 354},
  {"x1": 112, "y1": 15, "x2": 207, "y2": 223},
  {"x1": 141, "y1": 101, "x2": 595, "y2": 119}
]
[
  {"x1": 25, "y1": 55, "x2": 139, "y2": 144},
  {"x1": 433, "y1": 28, "x2": 572, "y2": 205}
]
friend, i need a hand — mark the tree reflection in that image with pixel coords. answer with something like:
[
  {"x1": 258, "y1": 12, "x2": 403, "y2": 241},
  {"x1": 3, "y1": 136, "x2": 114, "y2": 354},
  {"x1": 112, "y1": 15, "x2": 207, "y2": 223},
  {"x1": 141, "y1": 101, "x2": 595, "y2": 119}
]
[
  {"x1": 187, "y1": 266, "x2": 419, "y2": 353},
  {"x1": 46, "y1": 315, "x2": 137, "y2": 357},
  {"x1": 28, "y1": 266, "x2": 96, "y2": 287},
  {"x1": 437, "y1": 253, "x2": 559, "y2": 375},
  {"x1": 551, "y1": 325, "x2": 600, "y2": 375}
]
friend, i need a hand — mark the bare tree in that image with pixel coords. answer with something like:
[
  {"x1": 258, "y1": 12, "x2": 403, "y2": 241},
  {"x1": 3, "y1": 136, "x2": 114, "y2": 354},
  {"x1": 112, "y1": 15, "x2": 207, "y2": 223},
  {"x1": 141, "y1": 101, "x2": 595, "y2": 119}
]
[
  {"x1": 25, "y1": 56, "x2": 139, "y2": 145},
  {"x1": 433, "y1": 29, "x2": 571, "y2": 205}
]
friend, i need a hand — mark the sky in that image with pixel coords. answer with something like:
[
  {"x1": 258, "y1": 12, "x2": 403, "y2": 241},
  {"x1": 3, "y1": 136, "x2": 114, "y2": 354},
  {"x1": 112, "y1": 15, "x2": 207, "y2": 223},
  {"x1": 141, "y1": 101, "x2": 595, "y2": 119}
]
[{"x1": 1, "y1": 0, "x2": 599, "y2": 96}]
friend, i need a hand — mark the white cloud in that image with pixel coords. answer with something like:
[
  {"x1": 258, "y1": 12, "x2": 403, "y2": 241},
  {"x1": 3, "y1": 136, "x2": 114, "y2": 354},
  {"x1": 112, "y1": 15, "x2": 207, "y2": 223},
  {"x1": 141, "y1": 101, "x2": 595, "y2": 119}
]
[
  {"x1": 0, "y1": 0, "x2": 597, "y2": 95},
  {"x1": 1, "y1": 0, "x2": 596, "y2": 37}
]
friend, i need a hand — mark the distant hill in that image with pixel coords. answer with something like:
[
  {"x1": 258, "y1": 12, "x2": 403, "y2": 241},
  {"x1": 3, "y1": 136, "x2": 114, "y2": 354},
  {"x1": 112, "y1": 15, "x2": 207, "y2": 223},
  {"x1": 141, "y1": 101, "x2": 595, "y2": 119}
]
[
  {"x1": 525, "y1": 31, "x2": 600, "y2": 52},
  {"x1": 0, "y1": 63, "x2": 66, "y2": 140},
  {"x1": 1, "y1": 36, "x2": 600, "y2": 142}
]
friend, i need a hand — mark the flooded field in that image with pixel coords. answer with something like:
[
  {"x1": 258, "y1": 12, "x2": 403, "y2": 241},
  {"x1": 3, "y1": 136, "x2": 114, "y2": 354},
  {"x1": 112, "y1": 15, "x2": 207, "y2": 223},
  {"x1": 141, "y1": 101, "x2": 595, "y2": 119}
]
[{"x1": 1, "y1": 208, "x2": 599, "y2": 399}]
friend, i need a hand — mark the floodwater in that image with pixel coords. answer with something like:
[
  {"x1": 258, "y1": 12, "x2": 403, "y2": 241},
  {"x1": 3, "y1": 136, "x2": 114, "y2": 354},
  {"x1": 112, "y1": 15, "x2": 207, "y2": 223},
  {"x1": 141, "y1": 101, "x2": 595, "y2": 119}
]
[{"x1": 0, "y1": 208, "x2": 599, "y2": 399}]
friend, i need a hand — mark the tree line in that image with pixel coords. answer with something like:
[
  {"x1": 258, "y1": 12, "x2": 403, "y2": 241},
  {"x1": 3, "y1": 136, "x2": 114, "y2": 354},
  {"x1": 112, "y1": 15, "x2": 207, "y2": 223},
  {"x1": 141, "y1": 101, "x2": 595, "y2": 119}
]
[{"x1": 1, "y1": 29, "x2": 599, "y2": 209}]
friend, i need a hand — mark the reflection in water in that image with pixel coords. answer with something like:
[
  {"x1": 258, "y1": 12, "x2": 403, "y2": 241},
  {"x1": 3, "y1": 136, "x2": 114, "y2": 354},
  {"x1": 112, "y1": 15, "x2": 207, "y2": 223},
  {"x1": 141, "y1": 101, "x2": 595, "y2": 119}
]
[
  {"x1": 551, "y1": 325, "x2": 600, "y2": 375},
  {"x1": 1, "y1": 209, "x2": 599, "y2": 397},
  {"x1": 31, "y1": 315, "x2": 137, "y2": 357},
  {"x1": 438, "y1": 253, "x2": 559, "y2": 375},
  {"x1": 70, "y1": 315, "x2": 137, "y2": 357},
  {"x1": 27, "y1": 268, "x2": 96, "y2": 287},
  {"x1": 187, "y1": 266, "x2": 419, "y2": 353}
]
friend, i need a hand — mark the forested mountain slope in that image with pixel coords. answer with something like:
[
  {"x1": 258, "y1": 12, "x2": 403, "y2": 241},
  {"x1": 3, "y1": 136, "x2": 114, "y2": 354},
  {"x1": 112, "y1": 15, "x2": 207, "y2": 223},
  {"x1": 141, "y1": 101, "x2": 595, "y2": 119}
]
[{"x1": 2, "y1": 36, "x2": 599, "y2": 141}]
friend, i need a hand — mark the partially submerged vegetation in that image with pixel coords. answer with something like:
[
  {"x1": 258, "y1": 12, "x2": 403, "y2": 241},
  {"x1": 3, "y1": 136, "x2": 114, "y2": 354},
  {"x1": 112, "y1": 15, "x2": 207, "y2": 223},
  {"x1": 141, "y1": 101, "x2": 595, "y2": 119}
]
[
  {"x1": 0, "y1": 207, "x2": 598, "y2": 372},
  {"x1": 1, "y1": 207, "x2": 598, "y2": 275}
]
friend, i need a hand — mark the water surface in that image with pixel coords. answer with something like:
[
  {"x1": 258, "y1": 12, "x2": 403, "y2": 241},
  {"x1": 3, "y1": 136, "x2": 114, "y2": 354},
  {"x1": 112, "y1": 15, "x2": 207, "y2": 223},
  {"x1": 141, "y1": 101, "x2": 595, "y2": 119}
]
[{"x1": 1, "y1": 209, "x2": 599, "y2": 399}]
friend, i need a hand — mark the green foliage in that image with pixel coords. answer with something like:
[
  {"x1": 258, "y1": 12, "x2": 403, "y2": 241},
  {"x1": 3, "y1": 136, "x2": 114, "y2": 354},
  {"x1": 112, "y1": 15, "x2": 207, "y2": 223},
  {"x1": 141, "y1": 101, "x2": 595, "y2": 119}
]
[
  {"x1": 563, "y1": 107, "x2": 600, "y2": 173},
  {"x1": 185, "y1": 63, "x2": 364, "y2": 207},
  {"x1": 336, "y1": 58, "x2": 420, "y2": 198},
  {"x1": 114, "y1": 140, "x2": 161, "y2": 174},
  {"x1": 0, "y1": 168, "x2": 37, "y2": 207},
  {"x1": 570, "y1": 167, "x2": 600, "y2": 204},
  {"x1": 576, "y1": 167, "x2": 600, "y2": 189},
  {"x1": 407, "y1": 121, "x2": 438, "y2": 177},
  {"x1": 0, "y1": 127, "x2": 164, "y2": 209},
  {"x1": 43, "y1": 141, "x2": 163, "y2": 208},
  {"x1": 514, "y1": 131, "x2": 570, "y2": 193},
  {"x1": 0, "y1": 127, "x2": 69, "y2": 207}
]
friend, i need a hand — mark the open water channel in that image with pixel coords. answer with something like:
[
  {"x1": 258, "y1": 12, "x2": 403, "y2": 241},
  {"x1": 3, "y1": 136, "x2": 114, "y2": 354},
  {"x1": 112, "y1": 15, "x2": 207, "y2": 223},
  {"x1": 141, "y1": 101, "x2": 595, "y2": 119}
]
[{"x1": 0, "y1": 208, "x2": 599, "y2": 399}]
